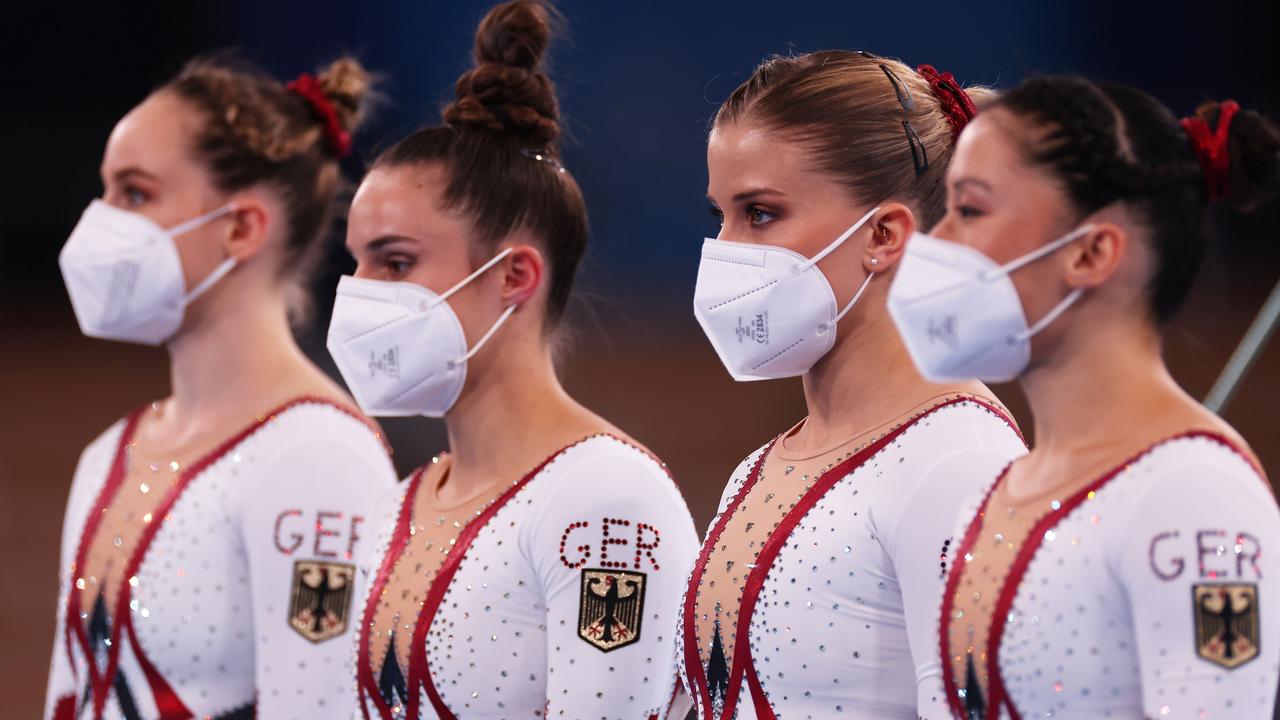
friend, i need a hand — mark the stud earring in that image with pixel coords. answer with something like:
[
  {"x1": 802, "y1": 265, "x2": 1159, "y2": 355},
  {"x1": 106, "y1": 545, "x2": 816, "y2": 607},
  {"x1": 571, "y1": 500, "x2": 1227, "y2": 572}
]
[{"x1": 870, "y1": 258, "x2": 880, "y2": 266}]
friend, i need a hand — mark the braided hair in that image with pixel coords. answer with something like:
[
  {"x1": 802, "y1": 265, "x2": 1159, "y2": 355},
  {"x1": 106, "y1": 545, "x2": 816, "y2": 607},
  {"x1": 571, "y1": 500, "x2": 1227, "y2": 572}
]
[
  {"x1": 993, "y1": 76, "x2": 1279, "y2": 322},
  {"x1": 374, "y1": 0, "x2": 586, "y2": 328},
  {"x1": 164, "y1": 55, "x2": 373, "y2": 320}
]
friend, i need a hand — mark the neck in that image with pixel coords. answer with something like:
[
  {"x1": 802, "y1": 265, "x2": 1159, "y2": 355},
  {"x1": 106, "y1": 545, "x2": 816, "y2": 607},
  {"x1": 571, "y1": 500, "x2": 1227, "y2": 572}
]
[
  {"x1": 443, "y1": 326, "x2": 588, "y2": 491},
  {"x1": 798, "y1": 302, "x2": 971, "y2": 449},
  {"x1": 1020, "y1": 313, "x2": 1184, "y2": 457},
  {"x1": 164, "y1": 285, "x2": 307, "y2": 424}
]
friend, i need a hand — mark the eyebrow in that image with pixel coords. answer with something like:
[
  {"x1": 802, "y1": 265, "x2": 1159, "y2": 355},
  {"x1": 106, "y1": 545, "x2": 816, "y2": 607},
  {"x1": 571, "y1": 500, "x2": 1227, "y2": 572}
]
[
  {"x1": 356, "y1": 235, "x2": 419, "y2": 253},
  {"x1": 706, "y1": 187, "x2": 788, "y2": 205},
  {"x1": 952, "y1": 177, "x2": 993, "y2": 193},
  {"x1": 106, "y1": 166, "x2": 160, "y2": 184}
]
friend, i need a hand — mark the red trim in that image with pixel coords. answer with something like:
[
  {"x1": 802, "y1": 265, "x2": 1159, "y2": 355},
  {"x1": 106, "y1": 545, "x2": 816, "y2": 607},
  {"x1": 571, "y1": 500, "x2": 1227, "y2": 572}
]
[
  {"x1": 681, "y1": 436, "x2": 778, "y2": 720},
  {"x1": 52, "y1": 694, "x2": 76, "y2": 720},
  {"x1": 355, "y1": 467, "x2": 425, "y2": 720},
  {"x1": 686, "y1": 395, "x2": 1012, "y2": 719},
  {"x1": 358, "y1": 435, "x2": 620, "y2": 720},
  {"x1": 937, "y1": 468, "x2": 1005, "y2": 719},
  {"x1": 64, "y1": 396, "x2": 364, "y2": 719},
  {"x1": 66, "y1": 408, "x2": 143, "y2": 718},
  {"x1": 940, "y1": 429, "x2": 1261, "y2": 719}
]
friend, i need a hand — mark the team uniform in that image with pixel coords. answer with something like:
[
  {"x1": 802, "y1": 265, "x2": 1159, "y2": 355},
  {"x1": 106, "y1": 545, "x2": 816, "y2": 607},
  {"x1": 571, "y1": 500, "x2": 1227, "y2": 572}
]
[
  {"x1": 44, "y1": 398, "x2": 396, "y2": 720},
  {"x1": 677, "y1": 395, "x2": 1027, "y2": 720},
  {"x1": 941, "y1": 432, "x2": 1280, "y2": 719},
  {"x1": 352, "y1": 434, "x2": 699, "y2": 720}
]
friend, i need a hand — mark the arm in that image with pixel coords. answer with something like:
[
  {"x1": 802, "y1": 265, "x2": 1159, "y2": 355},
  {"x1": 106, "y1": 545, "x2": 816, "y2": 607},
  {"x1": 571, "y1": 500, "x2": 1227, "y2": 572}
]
[
  {"x1": 886, "y1": 446, "x2": 1019, "y2": 720},
  {"x1": 1118, "y1": 459, "x2": 1280, "y2": 719},
  {"x1": 526, "y1": 444, "x2": 699, "y2": 719},
  {"x1": 239, "y1": 432, "x2": 396, "y2": 720}
]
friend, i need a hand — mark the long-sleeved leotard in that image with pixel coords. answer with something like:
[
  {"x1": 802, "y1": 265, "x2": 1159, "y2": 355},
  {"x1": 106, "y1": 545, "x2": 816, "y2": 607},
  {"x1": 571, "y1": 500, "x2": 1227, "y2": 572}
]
[
  {"x1": 352, "y1": 434, "x2": 699, "y2": 720},
  {"x1": 44, "y1": 398, "x2": 397, "y2": 720},
  {"x1": 677, "y1": 395, "x2": 1027, "y2": 720},
  {"x1": 941, "y1": 432, "x2": 1280, "y2": 719}
]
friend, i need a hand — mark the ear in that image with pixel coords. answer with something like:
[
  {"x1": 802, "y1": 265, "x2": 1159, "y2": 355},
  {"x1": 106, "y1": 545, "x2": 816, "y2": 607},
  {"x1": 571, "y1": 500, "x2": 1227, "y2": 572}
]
[
  {"x1": 496, "y1": 244, "x2": 545, "y2": 307},
  {"x1": 1064, "y1": 222, "x2": 1126, "y2": 289},
  {"x1": 864, "y1": 203, "x2": 917, "y2": 273},
  {"x1": 223, "y1": 197, "x2": 271, "y2": 262}
]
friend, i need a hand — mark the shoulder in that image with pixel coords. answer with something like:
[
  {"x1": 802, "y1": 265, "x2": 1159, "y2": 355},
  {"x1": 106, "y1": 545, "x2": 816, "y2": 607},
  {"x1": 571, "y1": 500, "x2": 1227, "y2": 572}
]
[
  {"x1": 252, "y1": 398, "x2": 388, "y2": 456},
  {"x1": 532, "y1": 434, "x2": 681, "y2": 499},
  {"x1": 895, "y1": 396, "x2": 1026, "y2": 456},
  {"x1": 1117, "y1": 432, "x2": 1273, "y2": 512}
]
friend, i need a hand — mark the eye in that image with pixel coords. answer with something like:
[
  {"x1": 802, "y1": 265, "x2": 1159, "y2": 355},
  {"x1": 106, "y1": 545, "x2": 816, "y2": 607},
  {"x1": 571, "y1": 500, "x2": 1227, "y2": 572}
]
[
  {"x1": 385, "y1": 256, "x2": 414, "y2": 278},
  {"x1": 956, "y1": 205, "x2": 983, "y2": 219},
  {"x1": 708, "y1": 204, "x2": 724, "y2": 223},
  {"x1": 746, "y1": 204, "x2": 777, "y2": 227},
  {"x1": 124, "y1": 186, "x2": 149, "y2": 208}
]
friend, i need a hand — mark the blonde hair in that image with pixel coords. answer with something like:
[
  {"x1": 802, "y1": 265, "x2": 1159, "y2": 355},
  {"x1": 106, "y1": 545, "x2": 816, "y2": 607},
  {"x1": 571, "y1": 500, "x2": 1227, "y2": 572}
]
[{"x1": 716, "y1": 51, "x2": 991, "y2": 227}]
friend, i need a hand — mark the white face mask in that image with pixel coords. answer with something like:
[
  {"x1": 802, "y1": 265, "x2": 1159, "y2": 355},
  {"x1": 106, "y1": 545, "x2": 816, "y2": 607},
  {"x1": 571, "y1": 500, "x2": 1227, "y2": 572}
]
[
  {"x1": 326, "y1": 248, "x2": 517, "y2": 418},
  {"x1": 58, "y1": 199, "x2": 237, "y2": 345},
  {"x1": 886, "y1": 225, "x2": 1093, "y2": 383},
  {"x1": 693, "y1": 207, "x2": 880, "y2": 381}
]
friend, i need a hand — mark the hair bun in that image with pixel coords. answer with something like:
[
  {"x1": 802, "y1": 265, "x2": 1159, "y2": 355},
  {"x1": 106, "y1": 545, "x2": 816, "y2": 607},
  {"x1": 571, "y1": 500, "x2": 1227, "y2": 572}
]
[
  {"x1": 443, "y1": 0, "x2": 561, "y2": 146},
  {"x1": 1191, "y1": 101, "x2": 1280, "y2": 212},
  {"x1": 315, "y1": 57, "x2": 373, "y2": 138}
]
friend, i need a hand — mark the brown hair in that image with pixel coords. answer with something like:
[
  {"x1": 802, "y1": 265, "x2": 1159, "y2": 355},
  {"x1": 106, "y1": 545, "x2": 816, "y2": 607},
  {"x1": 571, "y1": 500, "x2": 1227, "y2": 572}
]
[
  {"x1": 991, "y1": 77, "x2": 1279, "y2": 322},
  {"x1": 715, "y1": 51, "x2": 992, "y2": 228},
  {"x1": 373, "y1": 0, "x2": 588, "y2": 328},
  {"x1": 163, "y1": 55, "x2": 373, "y2": 318}
]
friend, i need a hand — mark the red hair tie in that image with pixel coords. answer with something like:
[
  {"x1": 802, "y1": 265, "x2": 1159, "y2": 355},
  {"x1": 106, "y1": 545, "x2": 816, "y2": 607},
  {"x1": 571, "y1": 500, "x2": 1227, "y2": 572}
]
[
  {"x1": 287, "y1": 73, "x2": 352, "y2": 158},
  {"x1": 917, "y1": 64, "x2": 977, "y2": 140},
  {"x1": 1180, "y1": 100, "x2": 1239, "y2": 201}
]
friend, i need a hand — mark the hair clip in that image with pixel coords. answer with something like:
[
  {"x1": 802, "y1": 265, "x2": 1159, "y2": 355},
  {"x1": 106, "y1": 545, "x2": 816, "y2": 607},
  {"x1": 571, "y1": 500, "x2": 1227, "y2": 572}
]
[
  {"x1": 903, "y1": 120, "x2": 929, "y2": 176},
  {"x1": 519, "y1": 148, "x2": 567, "y2": 173}
]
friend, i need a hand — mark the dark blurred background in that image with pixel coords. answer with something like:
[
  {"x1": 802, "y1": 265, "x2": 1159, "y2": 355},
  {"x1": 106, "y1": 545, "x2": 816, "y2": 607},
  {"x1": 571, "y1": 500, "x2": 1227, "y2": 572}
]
[{"x1": 2, "y1": 1, "x2": 1278, "y2": 716}]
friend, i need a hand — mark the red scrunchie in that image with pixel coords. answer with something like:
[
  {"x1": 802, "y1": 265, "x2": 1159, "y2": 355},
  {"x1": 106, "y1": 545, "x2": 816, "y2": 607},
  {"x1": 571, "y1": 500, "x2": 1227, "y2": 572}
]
[
  {"x1": 1180, "y1": 100, "x2": 1239, "y2": 201},
  {"x1": 287, "y1": 73, "x2": 352, "y2": 158},
  {"x1": 917, "y1": 64, "x2": 977, "y2": 140}
]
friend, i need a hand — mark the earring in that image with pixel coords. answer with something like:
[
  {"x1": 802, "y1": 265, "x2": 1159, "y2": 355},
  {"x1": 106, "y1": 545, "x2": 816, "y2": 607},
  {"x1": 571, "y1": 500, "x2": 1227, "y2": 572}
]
[{"x1": 870, "y1": 258, "x2": 880, "y2": 266}]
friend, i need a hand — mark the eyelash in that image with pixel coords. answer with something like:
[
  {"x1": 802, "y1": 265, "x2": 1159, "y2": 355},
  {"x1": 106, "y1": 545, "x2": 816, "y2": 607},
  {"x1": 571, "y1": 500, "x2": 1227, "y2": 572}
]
[
  {"x1": 956, "y1": 205, "x2": 983, "y2": 219},
  {"x1": 707, "y1": 204, "x2": 778, "y2": 227},
  {"x1": 384, "y1": 255, "x2": 414, "y2": 277}
]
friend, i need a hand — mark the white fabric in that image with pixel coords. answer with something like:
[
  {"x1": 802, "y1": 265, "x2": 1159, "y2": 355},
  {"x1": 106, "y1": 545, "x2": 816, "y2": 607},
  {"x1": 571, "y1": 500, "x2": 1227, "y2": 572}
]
[
  {"x1": 677, "y1": 398, "x2": 1027, "y2": 719},
  {"x1": 887, "y1": 228, "x2": 1090, "y2": 383},
  {"x1": 58, "y1": 199, "x2": 236, "y2": 345},
  {"x1": 43, "y1": 401, "x2": 397, "y2": 720},
  {"x1": 945, "y1": 434, "x2": 1280, "y2": 719},
  {"x1": 692, "y1": 208, "x2": 879, "y2": 382},
  {"x1": 353, "y1": 435, "x2": 700, "y2": 720},
  {"x1": 326, "y1": 249, "x2": 515, "y2": 419}
]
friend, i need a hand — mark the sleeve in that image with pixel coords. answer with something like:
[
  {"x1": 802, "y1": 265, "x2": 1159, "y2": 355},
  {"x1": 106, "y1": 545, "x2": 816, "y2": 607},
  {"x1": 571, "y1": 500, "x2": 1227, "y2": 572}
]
[
  {"x1": 1116, "y1": 460, "x2": 1280, "y2": 719},
  {"x1": 524, "y1": 445, "x2": 700, "y2": 720},
  {"x1": 882, "y1": 445, "x2": 1020, "y2": 720},
  {"x1": 237, "y1": 428, "x2": 397, "y2": 720}
]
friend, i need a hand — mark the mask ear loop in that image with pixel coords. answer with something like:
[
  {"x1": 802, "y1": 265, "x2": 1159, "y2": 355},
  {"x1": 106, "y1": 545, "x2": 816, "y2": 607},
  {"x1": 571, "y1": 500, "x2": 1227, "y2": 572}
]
[
  {"x1": 169, "y1": 204, "x2": 240, "y2": 304},
  {"x1": 447, "y1": 304, "x2": 519, "y2": 370},
  {"x1": 800, "y1": 206, "x2": 882, "y2": 272},
  {"x1": 435, "y1": 247, "x2": 516, "y2": 306},
  {"x1": 1012, "y1": 287, "x2": 1085, "y2": 343},
  {"x1": 433, "y1": 246, "x2": 520, "y2": 370},
  {"x1": 820, "y1": 271, "x2": 877, "y2": 333},
  {"x1": 981, "y1": 224, "x2": 1095, "y2": 282},
  {"x1": 167, "y1": 204, "x2": 237, "y2": 238}
]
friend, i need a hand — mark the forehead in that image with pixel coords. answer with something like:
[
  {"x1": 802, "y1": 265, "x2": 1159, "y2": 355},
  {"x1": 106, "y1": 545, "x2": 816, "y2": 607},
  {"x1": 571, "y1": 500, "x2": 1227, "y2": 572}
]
[
  {"x1": 349, "y1": 164, "x2": 471, "y2": 242},
  {"x1": 951, "y1": 111, "x2": 1026, "y2": 172},
  {"x1": 707, "y1": 122, "x2": 814, "y2": 187},
  {"x1": 101, "y1": 92, "x2": 204, "y2": 176}
]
